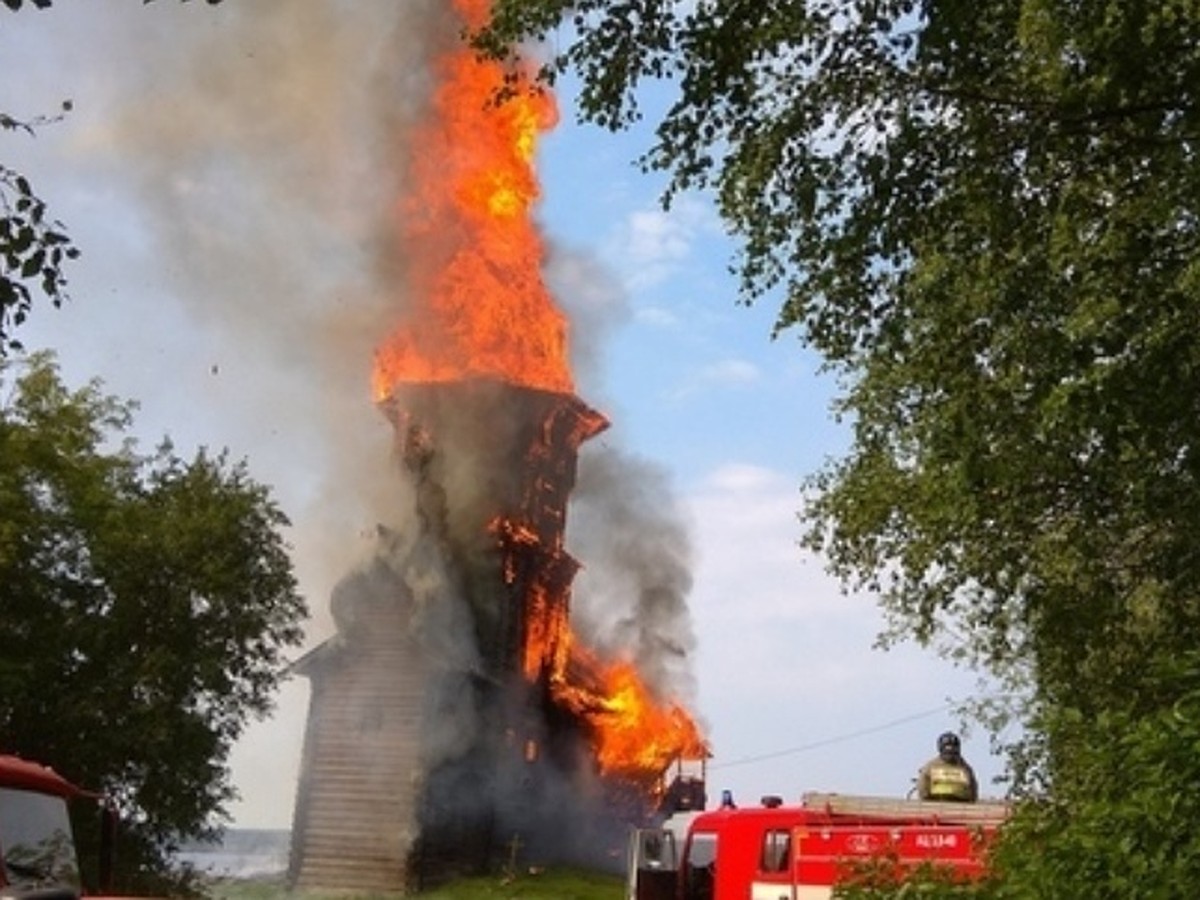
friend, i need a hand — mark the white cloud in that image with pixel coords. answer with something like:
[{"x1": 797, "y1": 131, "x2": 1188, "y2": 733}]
[
  {"x1": 634, "y1": 304, "x2": 681, "y2": 328},
  {"x1": 704, "y1": 462, "x2": 780, "y2": 491},
  {"x1": 680, "y1": 462, "x2": 1005, "y2": 805},
  {"x1": 659, "y1": 358, "x2": 763, "y2": 404},
  {"x1": 606, "y1": 194, "x2": 720, "y2": 291},
  {"x1": 700, "y1": 358, "x2": 762, "y2": 386}
]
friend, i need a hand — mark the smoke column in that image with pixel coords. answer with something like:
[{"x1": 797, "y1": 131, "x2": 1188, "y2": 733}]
[{"x1": 6, "y1": 0, "x2": 702, "y2": 821}]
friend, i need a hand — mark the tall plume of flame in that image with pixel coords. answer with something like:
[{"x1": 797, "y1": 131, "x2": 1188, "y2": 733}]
[
  {"x1": 371, "y1": 0, "x2": 705, "y2": 785},
  {"x1": 372, "y1": 0, "x2": 570, "y2": 398}
]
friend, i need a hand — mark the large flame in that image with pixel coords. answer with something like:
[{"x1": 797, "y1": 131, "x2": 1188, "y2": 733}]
[
  {"x1": 372, "y1": 0, "x2": 570, "y2": 399},
  {"x1": 376, "y1": 0, "x2": 705, "y2": 788},
  {"x1": 557, "y1": 646, "x2": 709, "y2": 783}
]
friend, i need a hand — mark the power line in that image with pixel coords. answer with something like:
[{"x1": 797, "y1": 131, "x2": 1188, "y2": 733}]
[{"x1": 708, "y1": 702, "x2": 958, "y2": 771}]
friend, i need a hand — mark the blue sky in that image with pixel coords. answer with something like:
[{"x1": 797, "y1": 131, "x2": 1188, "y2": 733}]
[{"x1": 3, "y1": 2, "x2": 1008, "y2": 829}]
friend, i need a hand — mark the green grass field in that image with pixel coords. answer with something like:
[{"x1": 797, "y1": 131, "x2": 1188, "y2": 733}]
[{"x1": 202, "y1": 868, "x2": 624, "y2": 900}]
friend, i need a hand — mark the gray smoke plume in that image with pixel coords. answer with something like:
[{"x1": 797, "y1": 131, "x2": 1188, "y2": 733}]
[
  {"x1": 8, "y1": 0, "x2": 703, "y2": 856},
  {"x1": 568, "y1": 445, "x2": 700, "y2": 705},
  {"x1": 11, "y1": 1, "x2": 464, "y2": 611},
  {"x1": 546, "y1": 240, "x2": 633, "y2": 390}
]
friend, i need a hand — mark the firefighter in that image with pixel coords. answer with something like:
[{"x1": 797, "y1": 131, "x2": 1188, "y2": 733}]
[{"x1": 917, "y1": 731, "x2": 979, "y2": 802}]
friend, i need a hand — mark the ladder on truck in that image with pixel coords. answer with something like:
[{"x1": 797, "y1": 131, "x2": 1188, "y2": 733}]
[{"x1": 801, "y1": 791, "x2": 1012, "y2": 826}]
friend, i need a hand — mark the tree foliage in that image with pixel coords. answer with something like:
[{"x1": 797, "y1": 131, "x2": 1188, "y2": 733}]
[
  {"x1": 0, "y1": 111, "x2": 80, "y2": 354},
  {"x1": 476, "y1": 1, "x2": 1200, "y2": 894},
  {"x1": 984, "y1": 652, "x2": 1200, "y2": 897},
  {"x1": 0, "y1": 353, "x2": 306, "y2": 893}
]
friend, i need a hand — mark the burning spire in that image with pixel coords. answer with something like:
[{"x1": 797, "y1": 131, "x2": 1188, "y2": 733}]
[
  {"x1": 371, "y1": 0, "x2": 705, "y2": 789},
  {"x1": 372, "y1": 0, "x2": 569, "y2": 398}
]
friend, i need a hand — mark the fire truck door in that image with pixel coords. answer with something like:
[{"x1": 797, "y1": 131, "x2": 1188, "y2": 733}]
[
  {"x1": 749, "y1": 825, "x2": 800, "y2": 900},
  {"x1": 626, "y1": 828, "x2": 679, "y2": 900}
]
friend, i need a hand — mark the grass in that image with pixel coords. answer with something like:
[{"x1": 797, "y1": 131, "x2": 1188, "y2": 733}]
[
  {"x1": 202, "y1": 867, "x2": 624, "y2": 900},
  {"x1": 415, "y1": 868, "x2": 624, "y2": 899}
]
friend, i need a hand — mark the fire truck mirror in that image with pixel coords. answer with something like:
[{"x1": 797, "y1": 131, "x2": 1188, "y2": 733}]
[
  {"x1": 634, "y1": 828, "x2": 678, "y2": 871},
  {"x1": 644, "y1": 831, "x2": 678, "y2": 868},
  {"x1": 644, "y1": 833, "x2": 664, "y2": 864}
]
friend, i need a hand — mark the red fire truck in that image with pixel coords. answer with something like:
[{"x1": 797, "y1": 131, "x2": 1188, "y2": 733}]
[
  {"x1": 0, "y1": 753, "x2": 118, "y2": 900},
  {"x1": 626, "y1": 791, "x2": 1010, "y2": 900}
]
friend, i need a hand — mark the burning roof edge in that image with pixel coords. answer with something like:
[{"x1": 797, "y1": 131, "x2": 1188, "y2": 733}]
[{"x1": 376, "y1": 377, "x2": 609, "y2": 449}]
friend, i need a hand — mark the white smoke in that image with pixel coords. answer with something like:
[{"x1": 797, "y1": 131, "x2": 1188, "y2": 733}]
[{"x1": 15, "y1": 1, "x2": 463, "y2": 619}]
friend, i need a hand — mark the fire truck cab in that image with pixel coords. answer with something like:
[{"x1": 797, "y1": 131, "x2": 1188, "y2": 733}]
[
  {"x1": 0, "y1": 754, "x2": 115, "y2": 900},
  {"x1": 626, "y1": 792, "x2": 1010, "y2": 900}
]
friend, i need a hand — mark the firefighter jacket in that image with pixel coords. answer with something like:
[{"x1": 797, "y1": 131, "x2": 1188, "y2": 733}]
[{"x1": 917, "y1": 757, "x2": 979, "y2": 802}]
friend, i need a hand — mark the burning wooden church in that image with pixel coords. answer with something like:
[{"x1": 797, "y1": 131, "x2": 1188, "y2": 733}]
[
  {"x1": 286, "y1": 1, "x2": 705, "y2": 892},
  {"x1": 288, "y1": 381, "x2": 619, "y2": 892}
]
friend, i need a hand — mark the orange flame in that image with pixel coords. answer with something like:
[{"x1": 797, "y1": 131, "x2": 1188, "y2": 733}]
[
  {"x1": 372, "y1": 0, "x2": 570, "y2": 400},
  {"x1": 559, "y1": 650, "x2": 708, "y2": 783},
  {"x1": 377, "y1": 0, "x2": 705, "y2": 787},
  {"x1": 525, "y1": 585, "x2": 707, "y2": 784}
]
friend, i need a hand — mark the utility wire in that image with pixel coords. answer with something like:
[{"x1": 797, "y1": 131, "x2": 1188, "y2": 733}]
[{"x1": 707, "y1": 702, "x2": 959, "y2": 771}]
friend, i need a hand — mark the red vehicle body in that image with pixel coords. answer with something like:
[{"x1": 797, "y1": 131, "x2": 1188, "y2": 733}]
[
  {"x1": 627, "y1": 792, "x2": 1010, "y2": 900},
  {"x1": 0, "y1": 753, "x2": 117, "y2": 900}
]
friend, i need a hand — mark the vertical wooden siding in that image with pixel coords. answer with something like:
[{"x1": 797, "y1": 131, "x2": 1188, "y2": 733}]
[{"x1": 289, "y1": 599, "x2": 427, "y2": 894}]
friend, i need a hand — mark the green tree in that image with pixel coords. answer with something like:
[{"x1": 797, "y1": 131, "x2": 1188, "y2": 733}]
[
  {"x1": 475, "y1": 1, "x2": 1200, "y2": 893},
  {"x1": 982, "y1": 652, "x2": 1200, "y2": 898},
  {"x1": 0, "y1": 352, "x2": 306, "y2": 893}
]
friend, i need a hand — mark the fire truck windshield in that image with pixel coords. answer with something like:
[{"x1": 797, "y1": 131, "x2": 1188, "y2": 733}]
[{"x1": 0, "y1": 787, "x2": 83, "y2": 893}]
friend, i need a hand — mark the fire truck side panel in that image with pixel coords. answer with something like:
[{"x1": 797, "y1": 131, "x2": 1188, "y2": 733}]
[
  {"x1": 679, "y1": 803, "x2": 999, "y2": 900},
  {"x1": 792, "y1": 823, "x2": 987, "y2": 883}
]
